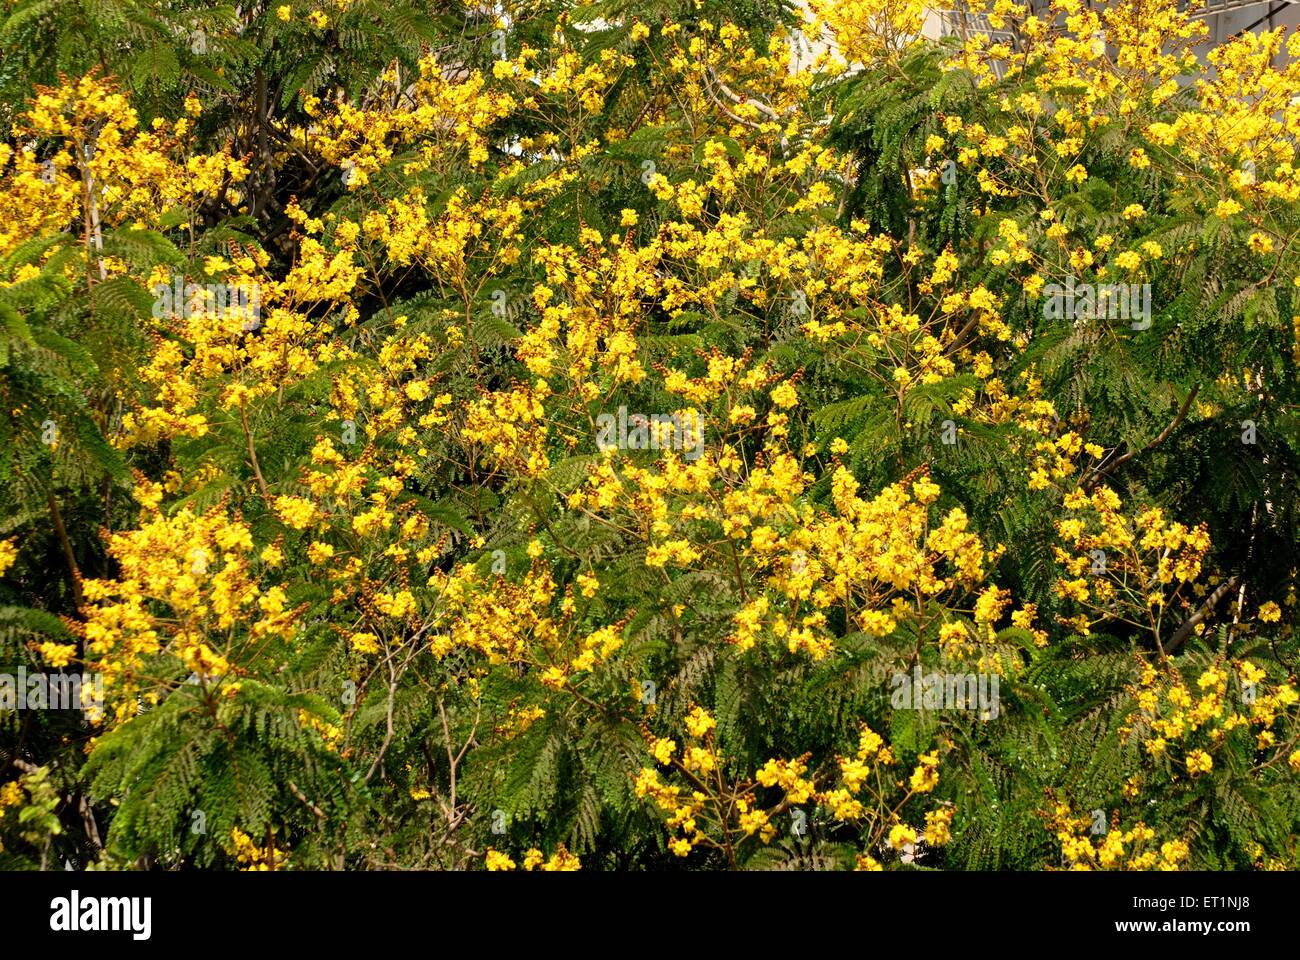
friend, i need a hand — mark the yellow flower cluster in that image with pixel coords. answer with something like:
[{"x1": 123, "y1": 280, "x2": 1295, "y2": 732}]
[
  {"x1": 78, "y1": 507, "x2": 298, "y2": 725},
  {"x1": 1126, "y1": 659, "x2": 1300, "y2": 770},
  {"x1": 1053, "y1": 486, "x2": 1212, "y2": 645},
  {"x1": 637, "y1": 709, "x2": 951, "y2": 867},
  {"x1": 484, "y1": 845, "x2": 581, "y2": 871},
  {"x1": 230, "y1": 827, "x2": 289, "y2": 871},
  {"x1": 1047, "y1": 801, "x2": 1190, "y2": 871}
]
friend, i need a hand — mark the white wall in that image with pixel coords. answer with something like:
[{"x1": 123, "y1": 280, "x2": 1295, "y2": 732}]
[{"x1": 789, "y1": 1, "x2": 1300, "y2": 66}]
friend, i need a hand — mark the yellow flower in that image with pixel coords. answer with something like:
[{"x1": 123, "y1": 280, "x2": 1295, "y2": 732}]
[
  {"x1": 1186, "y1": 749, "x2": 1212, "y2": 776},
  {"x1": 908, "y1": 751, "x2": 940, "y2": 793},
  {"x1": 307, "y1": 541, "x2": 335, "y2": 564},
  {"x1": 739, "y1": 804, "x2": 770, "y2": 836},
  {"x1": 912, "y1": 477, "x2": 940, "y2": 504},
  {"x1": 888, "y1": 823, "x2": 918, "y2": 850},
  {"x1": 0, "y1": 539, "x2": 17, "y2": 578},
  {"x1": 485, "y1": 849, "x2": 516, "y2": 871},
  {"x1": 350, "y1": 632, "x2": 380, "y2": 655},
  {"x1": 1238, "y1": 661, "x2": 1267, "y2": 686},
  {"x1": 973, "y1": 585, "x2": 1007, "y2": 625},
  {"x1": 769, "y1": 381, "x2": 798, "y2": 409},
  {"x1": 1113, "y1": 251, "x2": 1142, "y2": 271},
  {"x1": 651, "y1": 738, "x2": 676, "y2": 764},
  {"x1": 38, "y1": 642, "x2": 77, "y2": 668},
  {"x1": 539, "y1": 846, "x2": 580, "y2": 871},
  {"x1": 924, "y1": 807, "x2": 954, "y2": 846},
  {"x1": 684, "y1": 706, "x2": 716, "y2": 739},
  {"x1": 274, "y1": 495, "x2": 317, "y2": 530}
]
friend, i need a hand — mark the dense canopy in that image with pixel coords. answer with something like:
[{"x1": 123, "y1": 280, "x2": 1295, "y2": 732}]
[{"x1": 1, "y1": 0, "x2": 1298, "y2": 871}]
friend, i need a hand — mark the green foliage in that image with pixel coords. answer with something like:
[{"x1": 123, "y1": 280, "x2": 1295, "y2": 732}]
[{"x1": 1, "y1": 0, "x2": 1297, "y2": 873}]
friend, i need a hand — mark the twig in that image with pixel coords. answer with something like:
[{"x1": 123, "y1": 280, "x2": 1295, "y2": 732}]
[
  {"x1": 47, "y1": 492, "x2": 84, "y2": 610},
  {"x1": 240, "y1": 405, "x2": 270, "y2": 498},
  {"x1": 287, "y1": 779, "x2": 327, "y2": 821}
]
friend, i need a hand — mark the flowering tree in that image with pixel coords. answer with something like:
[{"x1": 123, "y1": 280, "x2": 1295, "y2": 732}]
[{"x1": 1, "y1": 0, "x2": 1298, "y2": 871}]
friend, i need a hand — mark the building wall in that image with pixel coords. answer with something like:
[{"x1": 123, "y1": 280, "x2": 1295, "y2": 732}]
[
  {"x1": 789, "y1": 2, "x2": 1300, "y2": 68},
  {"x1": 920, "y1": 2, "x2": 1300, "y2": 55}
]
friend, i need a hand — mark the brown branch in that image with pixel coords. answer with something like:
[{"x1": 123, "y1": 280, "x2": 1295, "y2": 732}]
[
  {"x1": 1166, "y1": 576, "x2": 1237, "y2": 655},
  {"x1": 240, "y1": 405, "x2": 270, "y2": 499},
  {"x1": 707, "y1": 68, "x2": 781, "y2": 122},
  {"x1": 79, "y1": 795, "x2": 103, "y2": 850},
  {"x1": 47, "y1": 492, "x2": 84, "y2": 610},
  {"x1": 1086, "y1": 384, "x2": 1200, "y2": 491},
  {"x1": 287, "y1": 779, "x2": 327, "y2": 821}
]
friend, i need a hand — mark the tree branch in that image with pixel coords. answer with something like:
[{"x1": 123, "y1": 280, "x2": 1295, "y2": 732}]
[
  {"x1": 1085, "y1": 384, "x2": 1199, "y2": 491},
  {"x1": 1167, "y1": 576, "x2": 1237, "y2": 654}
]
